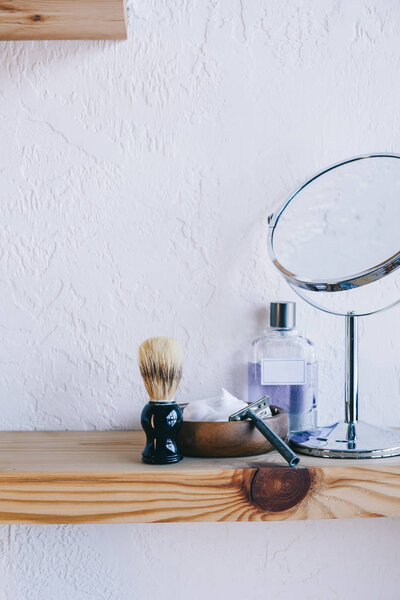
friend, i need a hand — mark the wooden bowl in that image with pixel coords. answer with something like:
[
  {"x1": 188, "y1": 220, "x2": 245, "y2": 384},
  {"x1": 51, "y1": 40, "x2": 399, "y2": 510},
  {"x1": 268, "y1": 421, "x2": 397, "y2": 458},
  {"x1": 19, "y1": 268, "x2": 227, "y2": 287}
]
[{"x1": 178, "y1": 406, "x2": 288, "y2": 458}]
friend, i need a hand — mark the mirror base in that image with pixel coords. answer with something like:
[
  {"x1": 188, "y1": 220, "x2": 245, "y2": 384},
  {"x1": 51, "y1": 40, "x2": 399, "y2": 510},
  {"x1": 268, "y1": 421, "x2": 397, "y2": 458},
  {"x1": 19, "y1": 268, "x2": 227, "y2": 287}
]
[{"x1": 290, "y1": 420, "x2": 400, "y2": 459}]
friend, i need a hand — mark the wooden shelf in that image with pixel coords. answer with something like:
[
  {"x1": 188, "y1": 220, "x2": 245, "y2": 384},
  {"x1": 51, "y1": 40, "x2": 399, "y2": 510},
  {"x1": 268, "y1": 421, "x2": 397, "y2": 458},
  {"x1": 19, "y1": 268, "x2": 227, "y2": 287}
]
[
  {"x1": 0, "y1": 0, "x2": 127, "y2": 41},
  {"x1": 0, "y1": 430, "x2": 399, "y2": 523}
]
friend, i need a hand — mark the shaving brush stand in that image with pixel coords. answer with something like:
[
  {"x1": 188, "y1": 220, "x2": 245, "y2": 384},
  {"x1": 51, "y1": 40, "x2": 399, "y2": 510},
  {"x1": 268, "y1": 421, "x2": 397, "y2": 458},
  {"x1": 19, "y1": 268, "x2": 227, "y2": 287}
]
[{"x1": 141, "y1": 401, "x2": 183, "y2": 464}]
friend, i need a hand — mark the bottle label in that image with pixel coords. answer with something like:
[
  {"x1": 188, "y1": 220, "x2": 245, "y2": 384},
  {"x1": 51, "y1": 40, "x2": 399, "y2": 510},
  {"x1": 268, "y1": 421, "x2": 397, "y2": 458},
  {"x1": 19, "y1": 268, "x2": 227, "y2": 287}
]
[{"x1": 261, "y1": 359, "x2": 306, "y2": 385}]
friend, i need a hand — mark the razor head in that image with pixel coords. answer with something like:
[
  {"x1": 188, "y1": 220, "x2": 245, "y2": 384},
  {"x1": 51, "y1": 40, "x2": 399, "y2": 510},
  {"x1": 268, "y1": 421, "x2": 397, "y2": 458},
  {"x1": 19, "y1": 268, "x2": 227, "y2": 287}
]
[{"x1": 229, "y1": 396, "x2": 272, "y2": 422}]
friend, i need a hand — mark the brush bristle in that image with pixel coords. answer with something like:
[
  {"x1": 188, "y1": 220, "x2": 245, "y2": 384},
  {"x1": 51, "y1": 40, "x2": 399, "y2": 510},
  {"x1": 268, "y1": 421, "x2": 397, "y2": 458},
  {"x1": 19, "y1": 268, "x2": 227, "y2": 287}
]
[{"x1": 138, "y1": 337, "x2": 183, "y2": 401}]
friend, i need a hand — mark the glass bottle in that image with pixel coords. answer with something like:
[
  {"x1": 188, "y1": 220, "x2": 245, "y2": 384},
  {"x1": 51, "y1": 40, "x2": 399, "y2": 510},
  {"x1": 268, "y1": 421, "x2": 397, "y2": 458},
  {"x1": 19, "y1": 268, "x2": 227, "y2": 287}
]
[{"x1": 248, "y1": 302, "x2": 317, "y2": 433}]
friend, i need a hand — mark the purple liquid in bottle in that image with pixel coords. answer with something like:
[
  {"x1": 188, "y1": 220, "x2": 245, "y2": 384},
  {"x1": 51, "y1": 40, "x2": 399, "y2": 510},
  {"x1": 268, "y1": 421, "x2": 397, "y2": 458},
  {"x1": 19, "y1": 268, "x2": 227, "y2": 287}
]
[{"x1": 248, "y1": 361, "x2": 317, "y2": 432}]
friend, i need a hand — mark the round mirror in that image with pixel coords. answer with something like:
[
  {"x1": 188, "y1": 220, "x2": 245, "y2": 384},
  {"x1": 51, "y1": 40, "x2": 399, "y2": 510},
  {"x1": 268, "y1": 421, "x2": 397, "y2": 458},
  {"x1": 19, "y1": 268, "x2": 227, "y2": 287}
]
[
  {"x1": 268, "y1": 154, "x2": 400, "y2": 458},
  {"x1": 269, "y1": 154, "x2": 400, "y2": 316}
]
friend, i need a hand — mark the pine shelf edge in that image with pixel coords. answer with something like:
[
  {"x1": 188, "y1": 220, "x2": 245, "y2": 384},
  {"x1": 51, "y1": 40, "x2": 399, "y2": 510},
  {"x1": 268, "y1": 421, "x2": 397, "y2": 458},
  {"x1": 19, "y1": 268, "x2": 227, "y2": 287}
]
[
  {"x1": 0, "y1": 0, "x2": 127, "y2": 41},
  {"x1": 0, "y1": 430, "x2": 399, "y2": 524}
]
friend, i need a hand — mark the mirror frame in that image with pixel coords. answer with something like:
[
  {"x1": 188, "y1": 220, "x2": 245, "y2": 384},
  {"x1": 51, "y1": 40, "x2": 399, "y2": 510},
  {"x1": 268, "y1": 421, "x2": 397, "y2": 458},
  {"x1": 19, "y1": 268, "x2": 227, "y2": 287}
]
[{"x1": 268, "y1": 153, "x2": 400, "y2": 293}]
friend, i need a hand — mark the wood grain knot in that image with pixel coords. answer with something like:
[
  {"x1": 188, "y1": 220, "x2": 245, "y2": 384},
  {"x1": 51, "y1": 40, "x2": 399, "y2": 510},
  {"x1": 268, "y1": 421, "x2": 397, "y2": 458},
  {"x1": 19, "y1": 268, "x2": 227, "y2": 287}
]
[
  {"x1": 31, "y1": 14, "x2": 43, "y2": 22},
  {"x1": 250, "y1": 467, "x2": 311, "y2": 513}
]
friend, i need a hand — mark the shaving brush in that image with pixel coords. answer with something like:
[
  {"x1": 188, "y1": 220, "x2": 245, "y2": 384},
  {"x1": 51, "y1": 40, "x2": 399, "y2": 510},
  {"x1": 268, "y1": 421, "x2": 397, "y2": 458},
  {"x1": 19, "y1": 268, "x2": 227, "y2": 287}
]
[{"x1": 139, "y1": 337, "x2": 184, "y2": 464}]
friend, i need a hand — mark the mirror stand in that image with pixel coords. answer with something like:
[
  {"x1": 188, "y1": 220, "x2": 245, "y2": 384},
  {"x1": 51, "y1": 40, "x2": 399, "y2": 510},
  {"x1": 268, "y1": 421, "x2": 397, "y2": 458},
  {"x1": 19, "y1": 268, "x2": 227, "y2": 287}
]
[{"x1": 291, "y1": 312, "x2": 400, "y2": 458}]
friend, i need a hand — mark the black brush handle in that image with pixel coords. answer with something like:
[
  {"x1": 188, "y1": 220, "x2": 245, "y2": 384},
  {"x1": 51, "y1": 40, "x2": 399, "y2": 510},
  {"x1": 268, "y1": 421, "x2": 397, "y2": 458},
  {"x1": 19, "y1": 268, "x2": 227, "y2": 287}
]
[
  {"x1": 247, "y1": 409, "x2": 300, "y2": 467},
  {"x1": 141, "y1": 401, "x2": 183, "y2": 464}
]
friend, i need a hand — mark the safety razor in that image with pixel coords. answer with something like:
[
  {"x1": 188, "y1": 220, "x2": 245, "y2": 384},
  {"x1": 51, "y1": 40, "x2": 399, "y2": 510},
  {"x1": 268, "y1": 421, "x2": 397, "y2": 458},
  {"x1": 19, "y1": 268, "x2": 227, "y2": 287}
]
[{"x1": 229, "y1": 397, "x2": 300, "y2": 467}]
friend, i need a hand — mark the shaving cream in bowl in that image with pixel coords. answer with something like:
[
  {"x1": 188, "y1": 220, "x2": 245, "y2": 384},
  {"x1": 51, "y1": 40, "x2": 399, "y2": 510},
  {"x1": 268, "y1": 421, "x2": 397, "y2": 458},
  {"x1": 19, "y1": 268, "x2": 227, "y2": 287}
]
[{"x1": 179, "y1": 389, "x2": 288, "y2": 458}]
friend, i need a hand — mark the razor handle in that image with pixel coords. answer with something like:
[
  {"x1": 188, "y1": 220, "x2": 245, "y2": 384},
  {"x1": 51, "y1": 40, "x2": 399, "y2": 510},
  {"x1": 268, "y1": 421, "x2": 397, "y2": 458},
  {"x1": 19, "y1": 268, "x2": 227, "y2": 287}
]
[{"x1": 247, "y1": 409, "x2": 300, "y2": 467}]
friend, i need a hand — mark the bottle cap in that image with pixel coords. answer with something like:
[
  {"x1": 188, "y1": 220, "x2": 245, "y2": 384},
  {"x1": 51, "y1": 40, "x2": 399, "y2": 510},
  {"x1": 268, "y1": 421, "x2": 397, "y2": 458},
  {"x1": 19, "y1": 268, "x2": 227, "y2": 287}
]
[{"x1": 270, "y1": 302, "x2": 296, "y2": 329}]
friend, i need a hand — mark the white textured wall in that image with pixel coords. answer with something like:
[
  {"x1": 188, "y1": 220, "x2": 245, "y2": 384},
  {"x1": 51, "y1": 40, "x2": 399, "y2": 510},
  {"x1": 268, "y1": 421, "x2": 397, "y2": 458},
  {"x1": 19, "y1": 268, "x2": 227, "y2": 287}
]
[{"x1": 1, "y1": 1, "x2": 400, "y2": 598}]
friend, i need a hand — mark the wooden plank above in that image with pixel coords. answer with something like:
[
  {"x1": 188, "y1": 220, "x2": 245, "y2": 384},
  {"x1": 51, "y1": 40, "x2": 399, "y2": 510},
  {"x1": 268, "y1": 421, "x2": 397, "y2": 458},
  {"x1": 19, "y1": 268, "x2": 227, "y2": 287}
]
[
  {"x1": 0, "y1": 0, "x2": 127, "y2": 40},
  {"x1": 0, "y1": 430, "x2": 399, "y2": 524}
]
